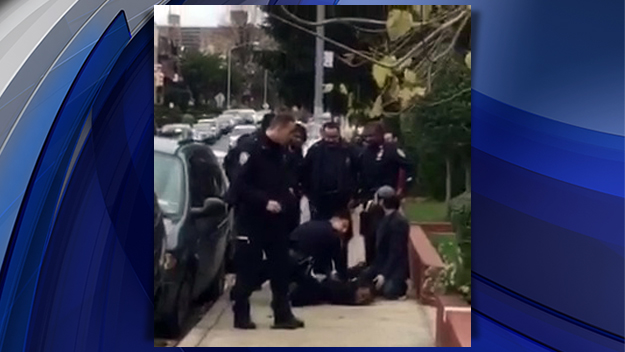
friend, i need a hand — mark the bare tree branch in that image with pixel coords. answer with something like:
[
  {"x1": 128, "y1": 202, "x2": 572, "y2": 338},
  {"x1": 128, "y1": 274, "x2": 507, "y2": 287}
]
[
  {"x1": 432, "y1": 14, "x2": 470, "y2": 62},
  {"x1": 424, "y1": 87, "x2": 471, "y2": 107},
  {"x1": 268, "y1": 7, "x2": 470, "y2": 71},
  {"x1": 280, "y1": 5, "x2": 387, "y2": 26},
  {"x1": 267, "y1": 11, "x2": 396, "y2": 68},
  {"x1": 395, "y1": 10, "x2": 470, "y2": 67},
  {"x1": 279, "y1": 5, "x2": 433, "y2": 28}
]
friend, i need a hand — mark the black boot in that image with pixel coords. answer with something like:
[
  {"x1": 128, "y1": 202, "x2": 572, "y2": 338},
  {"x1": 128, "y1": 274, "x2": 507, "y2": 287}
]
[
  {"x1": 233, "y1": 300, "x2": 256, "y2": 330},
  {"x1": 271, "y1": 301, "x2": 304, "y2": 329}
]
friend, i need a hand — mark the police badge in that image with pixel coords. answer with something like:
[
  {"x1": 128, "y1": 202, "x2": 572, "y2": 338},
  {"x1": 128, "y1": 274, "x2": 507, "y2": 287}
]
[
  {"x1": 239, "y1": 151, "x2": 249, "y2": 165},
  {"x1": 376, "y1": 146, "x2": 384, "y2": 161}
]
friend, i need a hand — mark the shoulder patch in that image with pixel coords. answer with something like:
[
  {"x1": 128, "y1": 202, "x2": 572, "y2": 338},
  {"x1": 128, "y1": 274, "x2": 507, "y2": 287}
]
[
  {"x1": 239, "y1": 151, "x2": 249, "y2": 165},
  {"x1": 397, "y1": 148, "x2": 406, "y2": 158}
]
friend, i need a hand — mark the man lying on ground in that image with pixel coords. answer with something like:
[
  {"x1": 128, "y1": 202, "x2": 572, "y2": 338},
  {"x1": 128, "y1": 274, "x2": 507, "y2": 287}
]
[{"x1": 288, "y1": 259, "x2": 374, "y2": 307}]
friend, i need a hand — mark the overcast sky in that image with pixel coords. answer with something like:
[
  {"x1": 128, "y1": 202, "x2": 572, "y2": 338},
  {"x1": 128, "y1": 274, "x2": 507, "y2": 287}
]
[{"x1": 154, "y1": 5, "x2": 264, "y2": 27}]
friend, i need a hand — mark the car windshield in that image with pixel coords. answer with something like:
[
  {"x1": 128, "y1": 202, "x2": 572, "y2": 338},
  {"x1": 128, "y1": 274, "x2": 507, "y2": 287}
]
[
  {"x1": 231, "y1": 126, "x2": 256, "y2": 137},
  {"x1": 154, "y1": 152, "x2": 185, "y2": 218}
]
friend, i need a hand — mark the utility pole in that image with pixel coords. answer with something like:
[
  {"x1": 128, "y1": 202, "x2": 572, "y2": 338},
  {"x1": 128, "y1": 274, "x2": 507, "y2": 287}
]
[
  {"x1": 227, "y1": 50, "x2": 232, "y2": 109},
  {"x1": 313, "y1": 5, "x2": 325, "y2": 118},
  {"x1": 263, "y1": 69, "x2": 268, "y2": 108}
]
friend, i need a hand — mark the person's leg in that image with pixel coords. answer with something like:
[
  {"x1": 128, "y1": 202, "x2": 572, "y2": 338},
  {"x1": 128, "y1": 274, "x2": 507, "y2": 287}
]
[
  {"x1": 381, "y1": 278, "x2": 408, "y2": 300},
  {"x1": 230, "y1": 238, "x2": 263, "y2": 329},
  {"x1": 263, "y1": 235, "x2": 305, "y2": 329},
  {"x1": 361, "y1": 209, "x2": 377, "y2": 265}
]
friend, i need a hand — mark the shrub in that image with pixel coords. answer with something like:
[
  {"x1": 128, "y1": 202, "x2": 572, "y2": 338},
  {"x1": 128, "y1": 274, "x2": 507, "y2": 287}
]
[{"x1": 448, "y1": 191, "x2": 471, "y2": 302}]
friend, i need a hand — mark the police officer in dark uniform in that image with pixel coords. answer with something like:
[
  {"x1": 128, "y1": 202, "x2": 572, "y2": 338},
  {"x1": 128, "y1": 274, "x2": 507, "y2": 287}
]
[
  {"x1": 223, "y1": 113, "x2": 275, "y2": 183},
  {"x1": 358, "y1": 122, "x2": 414, "y2": 265},
  {"x1": 285, "y1": 123, "x2": 307, "y2": 234},
  {"x1": 289, "y1": 210, "x2": 352, "y2": 280},
  {"x1": 302, "y1": 122, "x2": 360, "y2": 220},
  {"x1": 228, "y1": 112, "x2": 304, "y2": 330}
]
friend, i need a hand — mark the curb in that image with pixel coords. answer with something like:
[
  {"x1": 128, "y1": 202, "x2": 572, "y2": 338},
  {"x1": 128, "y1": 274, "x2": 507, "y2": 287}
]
[{"x1": 177, "y1": 275, "x2": 235, "y2": 347}]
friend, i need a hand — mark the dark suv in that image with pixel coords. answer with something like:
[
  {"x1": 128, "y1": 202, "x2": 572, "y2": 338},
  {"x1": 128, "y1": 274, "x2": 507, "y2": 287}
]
[{"x1": 154, "y1": 137, "x2": 232, "y2": 336}]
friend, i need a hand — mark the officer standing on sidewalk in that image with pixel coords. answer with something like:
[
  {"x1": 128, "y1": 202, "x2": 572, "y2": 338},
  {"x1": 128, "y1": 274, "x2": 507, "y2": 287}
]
[
  {"x1": 358, "y1": 122, "x2": 414, "y2": 265},
  {"x1": 302, "y1": 122, "x2": 360, "y2": 221},
  {"x1": 223, "y1": 113, "x2": 275, "y2": 183},
  {"x1": 227, "y1": 112, "x2": 305, "y2": 330}
]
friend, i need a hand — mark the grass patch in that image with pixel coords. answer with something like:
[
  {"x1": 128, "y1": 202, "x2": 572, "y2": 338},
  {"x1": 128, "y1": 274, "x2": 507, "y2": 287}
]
[{"x1": 404, "y1": 200, "x2": 448, "y2": 222}]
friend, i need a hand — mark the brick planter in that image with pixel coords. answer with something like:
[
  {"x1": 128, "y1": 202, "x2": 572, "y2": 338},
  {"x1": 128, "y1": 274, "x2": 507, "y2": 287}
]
[
  {"x1": 407, "y1": 225, "x2": 444, "y2": 306},
  {"x1": 435, "y1": 294, "x2": 471, "y2": 347},
  {"x1": 412, "y1": 222, "x2": 453, "y2": 239}
]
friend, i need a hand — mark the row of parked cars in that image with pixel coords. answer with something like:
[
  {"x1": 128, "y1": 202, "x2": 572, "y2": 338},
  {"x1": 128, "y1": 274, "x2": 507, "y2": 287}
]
[
  {"x1": 153, "y1": 108, "x2": 269, "y2": 337},
  {"x1": 156, "y1": 109, "x2": 266, "y2": 143}
]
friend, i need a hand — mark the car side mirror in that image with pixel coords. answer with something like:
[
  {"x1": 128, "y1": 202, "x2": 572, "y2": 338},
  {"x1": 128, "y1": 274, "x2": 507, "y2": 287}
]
[{"x1": 191, "y1": 197, "x2": 226, "y2": 218}]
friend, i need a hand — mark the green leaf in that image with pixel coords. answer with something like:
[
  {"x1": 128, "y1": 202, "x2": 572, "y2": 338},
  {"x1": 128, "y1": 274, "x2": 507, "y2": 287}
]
[
  {"x1": 413, "y1": 5, "x2": 432, "y2": 21},
  {"x1": 404, "y1": 69, "x2": 418, "y2": 85},
  {"x1": 371, "y1": 56, "x2": 396, "y2": 88},
  {"x1": 387, "y1": 77, "x2": 400, "y2": 100},
  {"x1": 465, "y1": 51, "x2": 471, "y2": 69},
  {"x1": 370, "y1": 95, "x2": 383, "y2": 118},
  {"x1": 386, "y1": 10, "x2": 413, "y2": 41},
  {"x1": 398, "y1": 86, "x2": 426, "y2": 109}
]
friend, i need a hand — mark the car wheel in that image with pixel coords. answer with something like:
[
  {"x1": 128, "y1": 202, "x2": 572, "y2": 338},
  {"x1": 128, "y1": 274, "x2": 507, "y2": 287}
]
[{"x1": 162, "y1": 275, "x2": 193, "y2": 337}]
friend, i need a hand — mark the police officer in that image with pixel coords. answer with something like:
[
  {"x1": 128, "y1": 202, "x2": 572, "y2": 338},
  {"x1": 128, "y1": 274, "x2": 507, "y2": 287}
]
[
  {"x1": 358, "y1": 122, "x2": 414, "y2": 265},
  {"x1": 289, "y1": 210, "x2": 352, "y2": 280},
  {"x1": 223, "y1": 113, "x2": 275, "y2": 183},
  {"x1": 228, "y1": 112, "x2": 304, "y2": 330},
  {"x1": 302, "y1": 122, "x2": 360, "y2": 221},
  {"x1": 285, "y1": 123, "x2": 307, "y2": 233}
]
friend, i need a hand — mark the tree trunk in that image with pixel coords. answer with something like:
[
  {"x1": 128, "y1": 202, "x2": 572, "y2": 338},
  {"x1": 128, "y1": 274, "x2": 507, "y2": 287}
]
[
  {"x1": 465, "y1": 160, "x2": 471, "y2": 192},
  {"x1": 445, "y1": 156, "x2": 452, "y2": 205}
]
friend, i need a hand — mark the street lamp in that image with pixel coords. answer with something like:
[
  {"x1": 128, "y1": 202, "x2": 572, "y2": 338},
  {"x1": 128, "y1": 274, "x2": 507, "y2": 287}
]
[{"x1": 227, "y1": 41, "x2": 260, "y2": 110}]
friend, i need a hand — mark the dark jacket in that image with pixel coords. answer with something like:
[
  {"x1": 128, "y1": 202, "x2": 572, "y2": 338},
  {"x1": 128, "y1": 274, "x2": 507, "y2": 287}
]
[
  {"x1": 372, "y1": 211, "x2": 410, "y2": 281},
  {"x1": 358, "y1": 143, "x2": 414, "y2": 200},
  {"x1": 228, "y1": 133, "x2": 297, "y2": 237},
  {"x1": 302, "y1": 140, "x2": 359, "y2": 204},
  {"x1": 286, "y1": 146, "x2": 305, "y2": 197},
  {"x1": 290, "y1": 220, "x2": 347, "y2": 280},
  {"x1": 223, "y1": 132, "x2": 257, "y2": 183}
]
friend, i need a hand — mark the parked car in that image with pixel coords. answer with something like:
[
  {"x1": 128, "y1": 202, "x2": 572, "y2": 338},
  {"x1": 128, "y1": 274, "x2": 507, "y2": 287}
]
[
  {"x1": 224, "y1": 109, "x2": 255, "y2": 124},
  {"x1": 194, "y1": 121, "x2": 219, "y2": 144},
  {"x1": 158, "y1": 124, "x2": 195, "y2": 141},
  {"x1": 228, "y1": 124, "x2": 257, "y2": 149},
  {"x1": 155, "y1": 193, "x2": 166, "y2": 298},
  {"x1": 154, "y1": 137, "x2": 232, "y2": 336},
  {"x1": 217, "y1": 114, "x2": 236, "y2": 134},
  {"x1": 254, "y1": 110, "x2": 272, "y2": 124}
]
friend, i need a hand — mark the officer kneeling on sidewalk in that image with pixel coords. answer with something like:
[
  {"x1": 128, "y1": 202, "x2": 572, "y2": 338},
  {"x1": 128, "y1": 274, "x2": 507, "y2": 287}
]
[{"x1": 227, "y1": 112, "x2": 304, "y2": 330}]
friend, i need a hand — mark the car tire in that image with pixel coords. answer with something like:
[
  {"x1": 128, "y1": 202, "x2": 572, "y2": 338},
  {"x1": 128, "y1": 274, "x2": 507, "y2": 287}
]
[{"x1": 163, "y1": 274, "x2": 194, "y2": 337}]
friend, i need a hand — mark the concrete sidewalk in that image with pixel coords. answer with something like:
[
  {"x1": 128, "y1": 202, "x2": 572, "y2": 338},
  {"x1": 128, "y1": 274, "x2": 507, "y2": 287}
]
[{"x1": 182, "y1": 282, "x2": 434, "y2": 347}]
